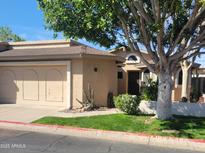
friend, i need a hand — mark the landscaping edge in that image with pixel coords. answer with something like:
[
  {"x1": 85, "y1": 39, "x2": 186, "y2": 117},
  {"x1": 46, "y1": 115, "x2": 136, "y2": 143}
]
[{"x1": 0, "y1": 120, "x2": 204, "y2": 152}]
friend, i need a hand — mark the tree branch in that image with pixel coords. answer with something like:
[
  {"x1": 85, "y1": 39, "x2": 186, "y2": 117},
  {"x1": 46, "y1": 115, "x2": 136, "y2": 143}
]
[
  {"x1": 167, "y1": 2, "x2": 201, "y2": 56},
  {"x1": 118, "y1": 15, "x2": 155, "y2": 72},
  {"x1": 170, "y1": 28, "x2": 205, "y2": 62},
  {"x1": 128, "y1": 1, "x2": 159, "y2": 64},
  {"x1": 180, "y1": 50, "x2": 205, "y2": 62},
  {"x1": 132, "y1": 0, "x2": 154, "y2": 23}
]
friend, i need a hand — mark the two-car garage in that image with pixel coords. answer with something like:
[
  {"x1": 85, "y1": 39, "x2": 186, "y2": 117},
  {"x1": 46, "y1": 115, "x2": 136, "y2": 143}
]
[
  {"x1": 0, "y1": 40, "x2": 118, "y2": 109},
  {"x1": 0, "y1": 63, "x2": 70, "y2": 108}
]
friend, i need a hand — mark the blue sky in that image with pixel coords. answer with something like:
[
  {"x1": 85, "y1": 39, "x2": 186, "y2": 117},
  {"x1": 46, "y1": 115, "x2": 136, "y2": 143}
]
[
  {"x1": 0, "y1": 0, "x2": 106, "y2": 50},
  {"x1": 0, "y1": 0, "x2": 204, "y2": 67}
]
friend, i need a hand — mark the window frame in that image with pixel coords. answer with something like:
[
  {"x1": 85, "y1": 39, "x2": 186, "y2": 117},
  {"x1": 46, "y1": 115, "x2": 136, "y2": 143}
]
[
  {"x1": 126, "y1": 54, "x2": 140, "y2": 63},
  {"x1": 117, "y1": 71, "x2": 123, "y2": 80}
]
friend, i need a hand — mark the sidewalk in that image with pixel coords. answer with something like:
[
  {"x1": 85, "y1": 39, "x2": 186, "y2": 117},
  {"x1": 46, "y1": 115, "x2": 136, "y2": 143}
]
[{"x1": 0, "y1": 120, "x2": 204, "y2": 152}]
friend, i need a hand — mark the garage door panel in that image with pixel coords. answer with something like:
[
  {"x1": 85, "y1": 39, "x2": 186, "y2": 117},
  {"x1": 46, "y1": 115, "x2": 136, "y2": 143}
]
[
  {"x1": 23, "y1": 69, "x2": 39, "y2": 101},
  {"x1": 0, "y1": 66, "x2": 67, "y2": 107},
  {"x1": 46, "y1": 69, "x2": 64, "y2": 102},
  {"x1": 0, "y1": 70, "x2": 17, "y2": 103}
]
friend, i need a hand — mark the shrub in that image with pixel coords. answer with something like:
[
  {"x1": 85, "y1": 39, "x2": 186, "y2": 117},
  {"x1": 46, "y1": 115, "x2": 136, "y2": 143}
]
[
  {"x1": 114, "y1": 94, "x2": 141, "y2": 115},
  {"x1": 141, "y1": 79, "x2": 158, "y2": 101},
  {"x1": 76, "y1": 84, "x2": 97, "y2": 111},
  {"x1": 190, "y1": 87, "x2": 202, "y2": 103}
]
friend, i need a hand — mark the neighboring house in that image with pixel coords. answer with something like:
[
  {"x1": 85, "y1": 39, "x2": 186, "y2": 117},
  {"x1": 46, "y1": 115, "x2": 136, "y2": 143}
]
[
  {"x1": 110, "y1": 47, "x2": 202, "y2": 102},
  {"x1": 0, "y1": 40, "x2": 120, "y2": 109},
  {"x1": 192, "y1": 68, "x2": 205, "y2": 99}
]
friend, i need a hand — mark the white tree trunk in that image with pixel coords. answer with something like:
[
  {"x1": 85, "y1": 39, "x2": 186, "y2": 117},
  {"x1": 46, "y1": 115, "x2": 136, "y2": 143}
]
[
  {"x1": 181, "y1": 69, "x2": 189, "y2": 98},
  {"x1": 156, "y1": 71, "x2": 173, "y2": 120},
  {"x1": 180, "y1": 60, "x2": 192, "y2": 99}
]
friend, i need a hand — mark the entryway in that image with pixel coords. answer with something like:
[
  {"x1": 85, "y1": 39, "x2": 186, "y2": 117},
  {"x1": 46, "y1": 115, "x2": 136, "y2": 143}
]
[{"x1": 128, "y1": 71, "x2": 140, "y2": 95}]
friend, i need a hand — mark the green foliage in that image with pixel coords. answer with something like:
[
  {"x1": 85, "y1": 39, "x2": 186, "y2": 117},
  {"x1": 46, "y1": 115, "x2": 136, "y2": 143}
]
[
  {"x1": 37, "y1": 0, "x2": 120, "y2": 48},
  {"x1": 190, "y1": 87, "x2": 202, "y2": 103},
  {"x1": 37, "y1": 0, "x2": 203, "y2": 49},
  {"x1": 200, "y1": 0, "x2": 205, "y2": 5},
  {"x1": 114, "y1": 94, "x2": 141, "y2": 115},
  {"x1": 141, "y1": 79, "x2": 158, "y2": 101},
  {"x1": 0, "y1": 26, "x2": 25, "y2": 42}
]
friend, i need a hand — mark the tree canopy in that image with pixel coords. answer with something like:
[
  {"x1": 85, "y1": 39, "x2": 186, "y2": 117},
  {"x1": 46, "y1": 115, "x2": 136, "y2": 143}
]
[
  {"x1": 38, "y1": 0, "x2": 205, "y2": 73},
  {"x1": 38, "y1": 0, "x2": 205, "y2": 120},
  {"x1": 0, "y1": 26, "x2": 25, "y2": 42}
]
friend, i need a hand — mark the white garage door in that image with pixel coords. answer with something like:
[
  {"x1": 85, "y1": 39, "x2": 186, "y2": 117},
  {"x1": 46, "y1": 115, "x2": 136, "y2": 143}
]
[{"x1": 0, "y1": 65, "x2": 68, "y2": 107}]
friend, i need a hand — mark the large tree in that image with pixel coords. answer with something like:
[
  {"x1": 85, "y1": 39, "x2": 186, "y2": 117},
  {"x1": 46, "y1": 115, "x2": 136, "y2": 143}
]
[
  {"x1": 0, "y1": 26, "x2": 25, "y2": 42},
  {"x1": 38, "y1": 0, "x2": 205, "y2": 120}
]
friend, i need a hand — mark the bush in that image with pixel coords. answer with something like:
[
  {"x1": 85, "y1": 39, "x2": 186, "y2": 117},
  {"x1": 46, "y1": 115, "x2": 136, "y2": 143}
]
[
  {"x1": 114, "y1": 94, "x2": 141, "y2": 115},
  {"x1": 141, "y1": 79, "x2": 158, "y2": 101},
  {"x1": 190, "y1": 87, "x2": 202, "y2": 103}
]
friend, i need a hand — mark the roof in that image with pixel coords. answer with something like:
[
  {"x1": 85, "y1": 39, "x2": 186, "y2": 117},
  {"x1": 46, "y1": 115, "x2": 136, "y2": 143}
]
[
  {"x1": 110, "y1": 46, "x2": 153, "y2": 63},
  {"x1": 197, "y1": 67, "x2": 205, "y2": 73},
  {"x1": 0, "y1": 42, "x2": 10, "y2": 52},
  {"x1": 0, "y1": 40, "x2": 120, "y2": 62},
  {"x1": 110, "y1": 47, "x2": 201, "y2": 68}
]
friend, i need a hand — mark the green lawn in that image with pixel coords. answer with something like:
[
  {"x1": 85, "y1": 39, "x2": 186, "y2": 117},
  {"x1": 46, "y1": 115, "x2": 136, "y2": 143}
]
[{"x1": 33, "y1": 114, "x2": 205, "y2": 140}]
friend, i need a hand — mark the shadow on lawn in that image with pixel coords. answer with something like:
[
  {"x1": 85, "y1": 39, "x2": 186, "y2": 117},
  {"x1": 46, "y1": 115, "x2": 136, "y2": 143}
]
[{"x1": 159, "y1": 116, "x2": 205, "y2": 138}]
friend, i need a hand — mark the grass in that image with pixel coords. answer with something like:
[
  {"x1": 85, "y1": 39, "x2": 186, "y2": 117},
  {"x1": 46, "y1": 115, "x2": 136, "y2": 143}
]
[{"x1": 33, "y1": 114, "x2": 205, "y2": 140}]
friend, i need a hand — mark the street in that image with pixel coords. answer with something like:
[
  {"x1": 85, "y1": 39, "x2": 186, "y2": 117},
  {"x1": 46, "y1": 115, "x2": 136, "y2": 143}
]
[{"x1": 0, "y1": 128, "x2": 199, "y2": 153}]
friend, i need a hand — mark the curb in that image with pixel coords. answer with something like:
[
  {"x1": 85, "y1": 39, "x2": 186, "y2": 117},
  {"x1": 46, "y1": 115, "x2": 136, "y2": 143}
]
[{"x1": 0, "y1": 120, "x2": 204, "y2": 152}]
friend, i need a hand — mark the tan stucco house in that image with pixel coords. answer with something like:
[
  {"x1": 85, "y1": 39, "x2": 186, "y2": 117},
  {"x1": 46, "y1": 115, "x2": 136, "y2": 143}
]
[
  {"x1": 0, "y1": 40, "x2": 204, "y2": 109},
  {"x1": 0, "y1": 40, "x2": 119, "y2": 109},
  {"x1": 111, "y1": 47, "x2": 203, "y2": 102}
]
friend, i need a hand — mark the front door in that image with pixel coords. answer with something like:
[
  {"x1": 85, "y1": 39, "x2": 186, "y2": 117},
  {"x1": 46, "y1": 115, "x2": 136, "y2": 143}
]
[{"x1": 128, "y1": 71, "x2": 140, "y2": 95}]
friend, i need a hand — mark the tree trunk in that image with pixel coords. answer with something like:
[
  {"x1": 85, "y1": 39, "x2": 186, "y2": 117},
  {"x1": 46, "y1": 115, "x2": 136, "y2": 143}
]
[
  {"x1": 180, "y1": 60, "x2": 192, "y2": 99},
  {"x1": 181, "y1": 68, "x2": 189, "y2": 98},
  {"x1": 156, "y1": 71, "x2": 173, "y2": 120}
]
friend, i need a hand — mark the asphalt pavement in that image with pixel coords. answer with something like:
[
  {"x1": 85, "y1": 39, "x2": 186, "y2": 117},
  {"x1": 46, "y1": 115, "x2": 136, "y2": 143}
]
[{"x1": 0, "y1": 128, "x2": 199, "y2": 153}]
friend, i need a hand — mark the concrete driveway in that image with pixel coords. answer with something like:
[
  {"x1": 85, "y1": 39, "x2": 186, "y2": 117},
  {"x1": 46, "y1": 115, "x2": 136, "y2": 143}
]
[
  {"x1": 0, "y1": 104, "x2": 121, "y2": 123},
  {"x1": 0, "y1": 104, "x2": 64, "y2": 123}
]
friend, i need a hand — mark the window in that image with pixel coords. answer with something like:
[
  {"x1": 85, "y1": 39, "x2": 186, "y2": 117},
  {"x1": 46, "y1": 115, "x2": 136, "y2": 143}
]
[
  {"x1": 126, "y1": 54, "x2": 140, "y2": 63},
  {"x1": 128, "y1": 55, "x2": 138, "y2": 61},
  {"x1": 178, "y1": 70, "x2": 183, "y2": 85},
  {"x1": 118, "y1": 72, "x2": 123, "y2": 79}
]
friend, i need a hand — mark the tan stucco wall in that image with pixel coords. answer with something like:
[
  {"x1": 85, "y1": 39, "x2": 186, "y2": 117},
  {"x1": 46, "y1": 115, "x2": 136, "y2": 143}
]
[
  {"x1": 123, "y1": 64, "x2": 143, "y2": 71},
  {"x1": 114, "y1": 50, "x2": 148, "y2": 95},
  {"x1": 0, "y1": 58, "x2": 117, "y2": 109},
  {"x1": 71, "y1": 59, "x2": 84, "y2": 108},
  {"x1": 71, "y1": 58, "x2": 117, "y2": 108},
  {"x1": 118, "y1": 67, "x2": 127, "y2": 94},
  {"x1": 172, "y1": 86, "x2": 191, "y2": 101},
  {"x1": 114, "y1": 49, "x2": 197, "y2": 101},
  {"x1": 172, "y1": 68, "x2": 192, "y2": 101},
  {"x1": 83, "y1": 58, "x2": 117, "y2": 107}
]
